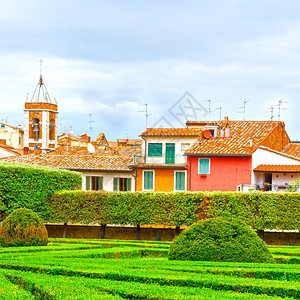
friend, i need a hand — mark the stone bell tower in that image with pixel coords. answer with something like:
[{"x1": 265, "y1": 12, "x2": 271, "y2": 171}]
[{"x1": 24, "y1": 60, "x2": 58, "y2": 152}]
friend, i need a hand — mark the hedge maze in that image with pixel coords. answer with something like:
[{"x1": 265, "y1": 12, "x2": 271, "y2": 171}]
[{"x1": 1, "y1": 239, "x2": 300, "y2": 299}]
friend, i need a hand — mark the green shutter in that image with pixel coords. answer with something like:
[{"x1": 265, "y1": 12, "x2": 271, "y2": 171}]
[
  {"x1": 126, "y1": 178, "x2": 132, "y2": 191},
  {"x1": 175, "y1": 172, "x2": 185, "y2": 191},
  {"x1": 199, "y1": 159, "x2": 210, "y2": 174},
  {"x1": 144, "y1": 171, "x2": 154, "y2": 190},
  {"x1": 148, "y1": 143, "x2": 162, "y2": 157},
  {"x1": 113, "y1": 177, "x2": 118, "y2": 191},
  {"x1": 86, "y1": 176, "x2": 91, "y2": 190},
  {"x1": 98, "y1": 177, "x2": 103, "y2": 191},
  {"x1": 165, "y1": 143, "x2": 175, "y2": 164}
]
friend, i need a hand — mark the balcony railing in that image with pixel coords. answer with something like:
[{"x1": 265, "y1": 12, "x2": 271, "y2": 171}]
[
  {"x1": 133, "y1": 154, "x2": 187, "y2": 165},
  {"x1": 237, "y1": 184, "x2": 300, "y2": 192}
]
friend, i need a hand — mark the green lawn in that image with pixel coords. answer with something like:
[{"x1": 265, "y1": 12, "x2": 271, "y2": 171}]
[{"x1": 0, "y1": 239, "x2": 299, "y2": 299}]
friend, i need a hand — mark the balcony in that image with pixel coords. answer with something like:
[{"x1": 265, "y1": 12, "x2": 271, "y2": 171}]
[{"x1": 133, "y1": 154, "x2": 187, "y2": 165}]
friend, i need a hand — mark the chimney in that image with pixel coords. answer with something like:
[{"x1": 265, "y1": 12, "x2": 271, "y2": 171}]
[
  {"x1": 224, "y1": 116, "x2": 231, "y2": 139},
  {"x1": 220, "y1": 129, "x2": 225, "y2": 139},
  {"x1": 249, "y1": 138, "x2": 253, "y2": 148},
  {"x1": 23, "y1": 147, "x2": 29, "y2": 155}
]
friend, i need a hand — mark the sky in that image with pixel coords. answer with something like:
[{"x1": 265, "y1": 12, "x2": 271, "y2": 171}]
[{"x1": 0, "y1": 0, "x2": 299, "y2": 141}]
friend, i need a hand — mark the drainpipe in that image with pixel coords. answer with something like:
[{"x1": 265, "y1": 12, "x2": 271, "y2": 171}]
[
  {"x1": 141, "y1": 136, "x2": 147, "y2": 163},
  {"x1": 188, "y1": 156, "x2": 192, "y2": 191}
]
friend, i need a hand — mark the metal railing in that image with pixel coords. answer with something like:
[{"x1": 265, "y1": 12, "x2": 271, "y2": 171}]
[{"x1": 133, "y1": 154, "x2": 186, "y2": 165}]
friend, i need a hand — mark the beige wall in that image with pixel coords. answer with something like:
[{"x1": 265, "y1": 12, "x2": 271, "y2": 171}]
[{"x1": 0, "y1": 123, "x2": 24, "y2": 149}]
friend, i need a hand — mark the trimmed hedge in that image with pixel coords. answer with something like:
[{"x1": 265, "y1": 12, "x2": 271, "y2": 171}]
[
  {"x1": 168, "y1": 217, "x2": 275, "y2": 263},
  {"x1": 49, "y1": 191, "x2": 198, "y2": 227},
  {"x1": 49, "y1": 191, "x2": 300, "y2": 232},
  {"x1": 0, "y1": 163, "x2": 82, "y2": 221},
  {"x1": 0, "y1": 208, "x2": 48, "y2": 247}
]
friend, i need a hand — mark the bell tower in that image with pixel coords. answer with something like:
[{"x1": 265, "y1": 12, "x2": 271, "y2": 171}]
[{"x1": 24, "y1": 60, "x2": 58, "y2": 152}]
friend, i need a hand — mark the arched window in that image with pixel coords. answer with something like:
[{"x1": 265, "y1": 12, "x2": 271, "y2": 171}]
[
  {"x1": 49, "y1": 119, "x2": 55, "y2": 140},
  {"x1": 32, "y1": 118, "x2": 40, "y2": 141}
]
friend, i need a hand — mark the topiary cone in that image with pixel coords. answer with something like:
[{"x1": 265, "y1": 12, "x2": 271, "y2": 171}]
[{"x1": 0, "y1": 208, "x2": 48, "y2": 247}]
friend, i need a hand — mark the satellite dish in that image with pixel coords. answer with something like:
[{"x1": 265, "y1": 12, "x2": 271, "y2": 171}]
[
  {"x1": 202, "y1": 130, "x2": 212, "y2": 139},
  {"x1": 70, "y1": 130, "x2": 73, "y2": 135},
  {"x1": 87, "y1": 143, "x2": 95, "y2": 154}
]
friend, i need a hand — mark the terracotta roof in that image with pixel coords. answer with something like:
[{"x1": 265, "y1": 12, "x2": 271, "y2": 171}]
[
  {"x1": 254, "y1": 164, "x2": 300, "y2": 172},
  {"x1": 285, "y1": 143, "x2": 300, "y2": 159},
  {"x1": 185, "y1": 120, "x2": 286, "y2": 156},
  {"x1": 0, "y1": 154, "x2": 133, "y2": 171},
  {"x1": 49, "y1": 144, "x2": 141, "y2": 156},
  {"x1": 140, "y1": 128, "x2": 202, "y2": 137}
]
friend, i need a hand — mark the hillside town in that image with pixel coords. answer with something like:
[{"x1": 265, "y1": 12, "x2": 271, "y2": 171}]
[{"x1": 1, "y1": 72, "x2": 299, "y2": 193}]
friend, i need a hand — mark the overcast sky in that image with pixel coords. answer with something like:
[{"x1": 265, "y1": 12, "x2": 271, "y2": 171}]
[{"x1": 0, "y1": 0, "x2": 299, "y2": 141}]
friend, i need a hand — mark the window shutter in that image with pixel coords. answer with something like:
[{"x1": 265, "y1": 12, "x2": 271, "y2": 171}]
[
  {"x1": 86, "y1": 176, "x2": 91, "y2": 190},
  {"x1": 126, "y1": 178, "x2": 132, "y2": 191},
  {"x1": 98, "y1": 177, "x2": 103, "y2": 191},
  {"x1": 148, "y1": 143, "x2": 162, "y2": 157},
  {"x1": 165, "y1": 143, "x2": 175, "y2": 164},
  {"x1": 144, "y1": 171, "x2": 153, "y2": 190},
  {"x1": 113, "y1": 177, "x2": 118, "y2": 191},
  {"x1": 176, "y1": 172, "x2": 185, "y2": 191},
  {"x1": 199, "y1": 159, "x2": 210, "y2": 174}
]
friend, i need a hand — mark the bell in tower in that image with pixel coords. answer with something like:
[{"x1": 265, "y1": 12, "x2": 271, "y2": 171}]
[{"x1": 24, "y1": 60, "x2": 59, "y2": 152}]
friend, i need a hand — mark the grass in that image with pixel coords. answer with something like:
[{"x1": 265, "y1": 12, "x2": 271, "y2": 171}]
[{"x1": 0, "y1": 239, "x2": 299, "y2": 299}]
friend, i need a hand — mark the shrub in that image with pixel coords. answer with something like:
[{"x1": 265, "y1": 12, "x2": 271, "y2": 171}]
[
  {"x1": 0, "y1": 163, "x2": 82, "y2": 221},
  {"x1": 168, "y1": 217, "x2": 275, "y2": 263},
  {"x1": 0, "y1": 208, "x2": 48, "y2": 247}
]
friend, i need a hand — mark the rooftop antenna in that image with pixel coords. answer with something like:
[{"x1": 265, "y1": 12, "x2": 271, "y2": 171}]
[
  {"x1": 203, "y1": 100, "x2": 212, "y2": 120},
  {"x1": 266, "y1": 105, "x2": 275, "y2": 121},
  {"x1": 277, "y1": 99, "x2": 287, "y2": 121},
  {"x1": 214, "y1": 106, "x2": 222, "y2": 120},
  {"x1": 138, "y1": 104, "x2": 151, "y2": 129},
  {"x1": 237, "y1": 100, "x2": 250, "y2": 121},
  {"x1": 86, "y1": 113, "x2": 95, "y2": 137}
]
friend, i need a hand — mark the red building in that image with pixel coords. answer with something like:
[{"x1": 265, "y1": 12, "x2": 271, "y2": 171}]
[{"x1": 185, "y1": 117, "x2": 292, "y2": 191}]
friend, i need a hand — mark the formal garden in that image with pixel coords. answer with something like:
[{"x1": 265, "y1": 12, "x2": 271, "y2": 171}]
[{"x1": 1, "y1": 162, "x2": 300, "y2": 298}]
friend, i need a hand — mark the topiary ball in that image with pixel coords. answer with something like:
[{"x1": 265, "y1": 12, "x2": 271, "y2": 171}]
[
  {"x1": 168, "y1": 217, "x2": 275, "y2": 263},
  {"x1": 0, "y1": 208, "x2": 48, "y2": 247}
]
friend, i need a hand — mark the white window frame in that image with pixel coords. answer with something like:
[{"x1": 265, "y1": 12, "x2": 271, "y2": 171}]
[
  {"x1": 174, "y1": 170, "x2": 187, "y2": 191},
  {"x1": 198, "y1": 158, "x2": 210, "y2": 175},
  {"x1": 181, "y1": 143, "x2": 190, "y2": 151},
  {"x1": 142, "y1": 170, "x2": 155, "y2": 191}
]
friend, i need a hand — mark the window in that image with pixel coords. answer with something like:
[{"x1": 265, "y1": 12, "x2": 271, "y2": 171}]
[
  {"x1": 86, "y1": 176, "x2": 103, "y2": 191},
  {"x1": 148, "y1": 143, "x2": 162, "y2": 157},
  {"x1": 113, "y1": 177, "x2": 132, "y2": 191},
  {"x1": 143, "y1": 170, "x2": 154, "y2": 190},
  {"x1": 175, "y1": 171, "x2": 186, "y2": 191},
  {"x1": 199, "y1": 158, "x2": 210, "y2": 174},
  {"x1": 181, "y1": 143, "x2": 190, "y2": 151}
]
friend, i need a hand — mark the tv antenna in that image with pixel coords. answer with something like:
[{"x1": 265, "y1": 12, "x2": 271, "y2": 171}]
[
  {"x1": 214, "y1": 106, "x2": 222, "y2": 120},
  {"x1": 266, "y1": 105, "x2": 275, "y2": 121},
  {"x1": 237, "y1": 100, "x2": 250, "y2": 121},
  {"x1": 86, "y1": 113, "x2": 95, "y2": 136},
  {"x1": 277, "y1": 99, "x2": 287, "y2": 121},
  {"x1": 138, "y1": 104, "x2": 151, "y2": 129},
  {"x1": 203, "y1": 100, "x2": 212, "y2": 120}
]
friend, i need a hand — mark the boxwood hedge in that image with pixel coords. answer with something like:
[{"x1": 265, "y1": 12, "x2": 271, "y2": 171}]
[{"x1": 0, "y1": 163, "x2": 82, "y2": 221}]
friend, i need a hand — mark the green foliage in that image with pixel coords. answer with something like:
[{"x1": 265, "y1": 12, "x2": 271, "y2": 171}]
[
  {"x1": 0, "y1": 162, "x2": 82, "y2": 220},
  {"x1": 168, "y1": 217, "x2": 275, "y2": 263},
  {"x1": 0, "y1": 208, "x2": 48, "y2": 247},
  {"x1": 49, "y1": 191, "x2": 198, "y2": 227},
  {"x1": 49, "y1": 190, "x2": 300, "y2": 231}
]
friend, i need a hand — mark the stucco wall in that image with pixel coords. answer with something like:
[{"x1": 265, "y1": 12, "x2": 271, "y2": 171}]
[
  {"x1": 82, "y1": 170, "x2": 135, "y2": 192},
  {"x1": 187, "y1": 155, "x2": 252, "y2": 191},
  {"x1": 135, "y1": 168, "x2": 186, "y2": 192}
]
